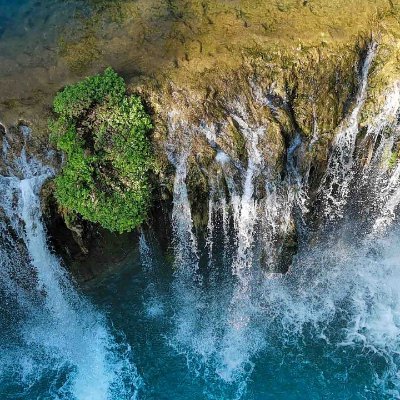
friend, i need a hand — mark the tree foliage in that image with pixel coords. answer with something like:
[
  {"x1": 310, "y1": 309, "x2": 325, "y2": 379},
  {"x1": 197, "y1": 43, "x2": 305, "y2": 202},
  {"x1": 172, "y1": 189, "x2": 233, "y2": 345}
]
[{"x1": 50, "y1": 68, "x2": 153, "y2": 233}]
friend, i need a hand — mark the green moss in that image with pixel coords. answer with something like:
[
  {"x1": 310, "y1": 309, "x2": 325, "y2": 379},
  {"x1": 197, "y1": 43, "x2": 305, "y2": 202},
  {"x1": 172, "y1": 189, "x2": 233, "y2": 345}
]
[
  {"x1": 227, "y1": 120, "x2": 248, "y2": 164},
  {"x1": 50, "y1": 68, "x2": 153, "y2": 233},
  {"x1": 58, "y1": 30, "x2": 101, "y2": 74},
  {"x1": 388, "y1": 151, "x2": 399, "y2": 169}
]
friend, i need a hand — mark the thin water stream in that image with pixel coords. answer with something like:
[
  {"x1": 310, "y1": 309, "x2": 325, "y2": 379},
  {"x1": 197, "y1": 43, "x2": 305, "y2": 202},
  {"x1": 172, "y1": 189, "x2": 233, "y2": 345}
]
[{"x1": 0, "y1": 133, "x2": 140, "y2": 399}]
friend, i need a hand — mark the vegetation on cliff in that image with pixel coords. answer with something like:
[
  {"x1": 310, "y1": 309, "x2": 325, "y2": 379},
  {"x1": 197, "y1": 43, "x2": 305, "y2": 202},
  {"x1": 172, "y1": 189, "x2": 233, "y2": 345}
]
[{"x1": 50, "y1": 68, "x2": 153, "y2": 233}]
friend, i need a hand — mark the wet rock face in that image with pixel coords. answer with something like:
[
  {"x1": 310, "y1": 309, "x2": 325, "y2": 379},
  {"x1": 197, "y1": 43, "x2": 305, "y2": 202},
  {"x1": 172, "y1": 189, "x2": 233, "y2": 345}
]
[
  {"x1": 2, "y1": 0, "x2": 400, "y2": 277},
  {"x1": 40, "y1": 181, "x2": 88, "y2": 261},
  {"x1": 0, "y1": 38, "x2": 387, "y2": 277},
  {"x1": 147, "y1": 38, "x2": 391, "y2": 273},
  {"x1": 0, "y1": 0, "x2": 398, "y2": 132}
]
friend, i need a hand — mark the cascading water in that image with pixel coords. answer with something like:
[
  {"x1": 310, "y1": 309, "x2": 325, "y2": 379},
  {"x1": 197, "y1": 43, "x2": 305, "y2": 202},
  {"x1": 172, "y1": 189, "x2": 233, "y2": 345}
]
[
  {"x1": 165, "y1": 102, "x2": 310, "y2": 398},
  {"x1": 162, "y1": 43, "x2": 400, "y2": 399},
  {"x1": 365, "y1": 84, "x2": 400, "y2": 232},
  {"x1": 165, "y1": 113, "x2": 211, "y2": 373},
  {"x1": 0, "y1": 130, "x2": 141, "y2": 399},
  {"x1": 4, "y1": 43, "x2": 400, "y2": 400},
  {"x1": 320, "y1": 42, "x2": 377, "y2": 219},
  {"x1": 139, "y1": 231, "x2": 165, "y2": 319}
]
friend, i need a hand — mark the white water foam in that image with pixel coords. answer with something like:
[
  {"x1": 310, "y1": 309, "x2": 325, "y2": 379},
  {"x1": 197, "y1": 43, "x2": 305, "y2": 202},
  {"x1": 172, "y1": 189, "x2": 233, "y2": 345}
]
[
  {"x1": 139, "y1": 231, "x2": 165, "y2": 319},
  {"x1": 0, "y1": 134, "x2": 141, "y2": 399},
  {"x1": 320, "y1": 42, "x2": 377, "y2": 218},
  {"x1": 163, "y1": 45, "x2": 400, "y2": 398}
]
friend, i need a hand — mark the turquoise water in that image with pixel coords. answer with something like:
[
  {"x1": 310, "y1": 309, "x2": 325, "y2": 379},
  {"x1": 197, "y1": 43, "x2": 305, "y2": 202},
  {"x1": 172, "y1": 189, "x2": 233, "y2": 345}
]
[
  {"x1": 1, "y1": 135, "x2": 400, "y2": 399},
  {"x1": 1, "y1": 131, "x2": 400, "y2": 399},
  {"x1": 82, "y1": 228, "x2": 400, "y2": 400},
  {"x1": 3, "y1": 226, "x2": 400, "y2": 399}
]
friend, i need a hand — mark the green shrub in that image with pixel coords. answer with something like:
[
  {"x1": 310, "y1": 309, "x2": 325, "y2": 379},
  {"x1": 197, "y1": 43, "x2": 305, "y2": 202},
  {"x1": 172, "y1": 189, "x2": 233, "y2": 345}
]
[{"x1": 50, "y1": 68, "x2": 153, "y2": 233}]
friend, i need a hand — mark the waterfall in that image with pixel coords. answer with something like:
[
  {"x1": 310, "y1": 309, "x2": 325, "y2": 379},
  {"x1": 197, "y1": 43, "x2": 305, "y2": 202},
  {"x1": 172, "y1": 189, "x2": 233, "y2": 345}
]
[
  {"x1": 139, "y1": 231, "x2": 165, "y2": 319},
  {"x1": 216, "y1": 113, "x2": 266, "y2": 391},
  {"x1": 0, "y1": 132, "x2": 141, "y2": 399},
  {"x1": 166, "y1": 112, "x2": 199, "y2": 275},
  {"x1": 167, "y1": 108, "x2": 308, "y2": 398},
  {"x1": 229, "y1": 112, "x2": 263, "y2": 282},
  {"x1": 167, "y1": 113, "x2": 213, "y2": 372},
  {"x1": 364, "y1": 83, "x2": 400, "y2": 232},
  {"x1": 0, "y1": 51, "x2": 396, "y2": 400},
  {"x1": 373, "y1": 162, "x2": 400, "y2": 231},
  {"x1": 170, "y1": 149, "x2": 199, "y2": 274},
  {"x1": 164, "y1": 44, "x2": 400, "y2": 398},
  {"x1": 320, "y1": 42, "x2": 377, "y2": 219}
]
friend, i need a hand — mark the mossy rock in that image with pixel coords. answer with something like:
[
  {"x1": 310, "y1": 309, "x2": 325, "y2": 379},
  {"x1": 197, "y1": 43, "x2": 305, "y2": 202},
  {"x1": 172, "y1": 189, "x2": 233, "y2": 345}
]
[{"x1": 50, "y1": 68, "x2": 153, "y2": 233}]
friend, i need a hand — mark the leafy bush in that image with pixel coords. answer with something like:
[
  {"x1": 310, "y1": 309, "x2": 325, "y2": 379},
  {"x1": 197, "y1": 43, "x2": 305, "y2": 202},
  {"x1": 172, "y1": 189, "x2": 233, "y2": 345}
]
[{"x1": 50, "y1": 68, "x2": 153, "y2": 233}]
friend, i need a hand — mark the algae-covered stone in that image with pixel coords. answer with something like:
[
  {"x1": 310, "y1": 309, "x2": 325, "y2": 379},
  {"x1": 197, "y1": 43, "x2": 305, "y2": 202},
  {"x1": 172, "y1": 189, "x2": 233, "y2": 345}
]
[{"x1": 50, "y1": 68, "x2": 153, "y2": 233}]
